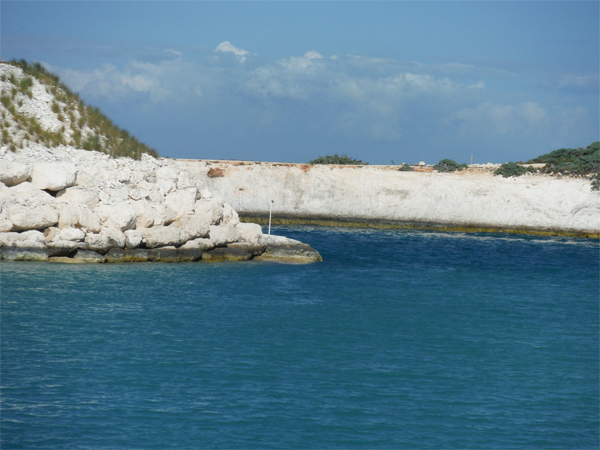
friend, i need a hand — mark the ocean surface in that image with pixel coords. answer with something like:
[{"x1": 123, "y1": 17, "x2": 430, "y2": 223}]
[{"x1": 1, "y1": 226, "x2": 598, "y2": 449}]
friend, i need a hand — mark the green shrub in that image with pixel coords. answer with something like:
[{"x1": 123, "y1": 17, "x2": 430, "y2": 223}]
[
  {"x1": 433, "y1": 159, "x2": 467, "y2": 172},
  {"x1": 309, "y1": 153, "x2": 367, "y2": 165},
  {"x1": 494, "y1": 162, "x2": 527, "y2": 178},
  {"x1": 398, "y1": 163, "x2": 414, "y2": 172}
]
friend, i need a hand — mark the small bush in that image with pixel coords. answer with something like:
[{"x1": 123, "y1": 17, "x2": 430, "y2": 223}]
[
  {"x1": 398, "y1": 163, "x2": 414, "y2": 172},
  {"x1": 309, "y1": 153, "x2": 367, "y2": 165},
  {"x1": 433, "y1": 159, "x2": 467, "y2": 172},
  {"x1": 494, "y1": 162, "x2": 527, "y2": 178}
]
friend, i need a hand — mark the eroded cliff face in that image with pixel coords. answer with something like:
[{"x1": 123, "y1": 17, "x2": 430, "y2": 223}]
[{"x1": 175, "y1": 160, "x2": 600, "y2": 237}]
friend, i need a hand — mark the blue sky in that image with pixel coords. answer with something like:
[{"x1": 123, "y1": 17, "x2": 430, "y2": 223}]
[{"x1": 2, "y1": 1, "x2": 598, "y2": 164}]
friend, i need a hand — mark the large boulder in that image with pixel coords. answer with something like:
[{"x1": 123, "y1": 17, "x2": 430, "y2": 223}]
[
  {"x1": 151, "y1": 204, "x2": 177, "y2": 226},
  {"x1": 209, "y1": 223, "x2": 239, "y2": 247},
  {"x1": 165, "y1": 188, "x2": 197, "y2": 220},
  {"x1": 56, "y1": 187, "x2": 100, "y2": 208},
  {"x1": 30, "y1": 162, "x2": 77, "y2": 191},
  {"x1": 84, "y1": 234, "x2": 111, "y2": 254},
  {"x1": 57, "y1": 204, "x2": 101, "y2": 233},
  {"x1": 155, "y1": 166, "x2": 178, "y2": 195},
  {"x1": 100, "y1": 227, "x2": 126, "y2": 248},
  {"x1": 179, "y1": 238, "x2": 215, "y2": 251},
  {"x1": 171, "y1": 214, "x2": 211, "y2": 239},
  {"x1": 140, "y1": 226, "x2": 188, "y2": 248},
  {"x1": 235, "y1": 222, "x2": 263, "y2": 246},
  {"x1": 59, "y1": 227, "x2": 86, "y2": 242},
  {"x1": 0, "y1": 160, "x2": 32, "y2": 187},
  {"x1": 130, "y1": 200, "x2": 155, "y2": 228},
  {"x1": 7, "y1": 204, "x2": 59, "y2": 231},
  {"x1": 0, "y1": 212, "x2": 12, "y2": 233},
  {"x1": 124, "y1": 229, "x2": 145, "y2": 249},
  {"x1": 255, "y1": 235, "x2": 323, "y2": 264},
  {"x1": 194, "y1": 199, "x2": 223, "y2": 225},
  {"x1": 222, "y1": 203, "x2": 239, "y2": 226},
  {"x1": 95, "y1": 202, "x2": 137, "y2": 231}
]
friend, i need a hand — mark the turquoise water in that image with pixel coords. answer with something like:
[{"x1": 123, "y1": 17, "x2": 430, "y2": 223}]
[{"x1": 1, "y1": 227, "x2": 598, "y2": 449}]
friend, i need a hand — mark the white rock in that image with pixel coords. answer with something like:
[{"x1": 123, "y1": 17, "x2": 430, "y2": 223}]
[
  {"x1": 57, "y1": 204, "x2": 101, "y2": 233},
  {"x1": 0, "y1": 212, "x2": 12, "y2": 232},
  {"x1": 84, "y1": 234, "x2": 111, "y2": 253},
  {"x1": 194, "y1": 199, "x2": 223, "y2": 225},
  {"x1": 165, "y1": 188, "x2": 198, "y2": 220},
  {"x1": 19, "y1": 230, "x2": 46, "y2": 247},
  {"x1": 106, "y1": 184, "x2": 129, "y2": 202},
  {"x1": 235, "y1": 222, "x2": 263, "y2": 246},
  {"x1": 130, "y1": 200, "x2": 155, "y2": 228},
  {"x1": 179, "y1": 237, "x2": 214, "y2": 251},
  {"x1": 0, "y1": 232, "x2": 22, "y2": 247},
  {"x1": 56, "y1": 186, "x2": 100, "y2": 208},
  {"x1": 124, "y1": 229, "x2": 145, "y2": 249},
  {"x1": 0, "y1": 182, "x2": 55, "y2": 205},
  {"x1": 140, "y1": 226, "x2": 188, "y2": 248},
  {"x1": 44, "y1": 227, "x2": 60, "y2": 243},
  {"x1": 172, "y1": 214, "x2": 211, "y2": 239},
  {"x1": 156, "y1": 166, "x2": 178, "y2": 183},
  {"x1": 0, "y1": 160, "x2": 32, "y2": 187},
  {"x1": 100, "y1": 227, "x2": 126, "y2": 248},
  {"x1": 222, "y1": 202, "x2": 240, "y2": 226},
  {"x1": 209, "y1": 224, "x2": 239, "y2": 246},
  {"x1": 7, "y1": 204, "x2": 59, "y2": 231},
  {"x1": 95, "y1": 202, "x2": 137, "y2": 231},
  {"x1": 260, "y1": 234, "x2": 302, "y2": 245},
  {"x1": 30, "y1": 162, "x2": 77, "y2": 191},
  {"x1": 60, "y1": 227, "x2": 86, "y2": 242},
  {"x1": 151, "y1": 204, "x2": 176, "y2": 226}
]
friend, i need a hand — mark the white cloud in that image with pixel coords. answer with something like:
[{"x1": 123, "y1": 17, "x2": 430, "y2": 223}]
[{"x1": 215, "y1": 41, "x2": 250, "y2": 63}]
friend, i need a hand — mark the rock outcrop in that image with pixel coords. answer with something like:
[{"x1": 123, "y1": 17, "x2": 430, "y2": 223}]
[{"x1": 0, "y1": 143, "x2": 321, "y2": 263}]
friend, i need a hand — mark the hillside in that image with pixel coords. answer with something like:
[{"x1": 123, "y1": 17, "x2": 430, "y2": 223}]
[{"x1": 0, "y1": 60, "x2": 158, "y2": 159}]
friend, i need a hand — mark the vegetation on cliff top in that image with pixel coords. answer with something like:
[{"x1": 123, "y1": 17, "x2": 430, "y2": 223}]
[
  {"x1": 494, "y1": 141, "x2": 599, "y2": 190},
  {"x1": 0, "y1": 59, "x2": 159, "y2": 159},
  {"x1": 309, "y1": 153, "x2": 367, "y2": 165},
  {"x1": 433, "y1": 159, "x2": 467, "y2": 173}
]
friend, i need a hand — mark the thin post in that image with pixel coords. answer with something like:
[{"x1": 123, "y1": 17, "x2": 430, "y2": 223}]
[
  {"x1": 268, "y1": 200, "x2": 273, "y2": 235},
  {"x1": 471, "y1": 154, "x2": 473, "y2": 165}
]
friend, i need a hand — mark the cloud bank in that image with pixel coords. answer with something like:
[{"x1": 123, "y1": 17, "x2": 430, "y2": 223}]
[{"x1": 40, "y1": 41, "x2": 598, "y2": 163}]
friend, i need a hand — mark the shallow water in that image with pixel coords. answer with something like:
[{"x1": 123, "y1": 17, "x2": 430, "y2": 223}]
[{"x1": 2, "y1": 227, "x2": 598, "y2": 449}]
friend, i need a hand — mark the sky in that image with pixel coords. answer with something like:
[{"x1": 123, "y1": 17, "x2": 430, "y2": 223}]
[{"x1": 1, "y1": 1, "x2": 598, "y2": 164}]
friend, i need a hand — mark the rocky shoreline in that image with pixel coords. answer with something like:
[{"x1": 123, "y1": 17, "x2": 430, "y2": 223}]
[{"x1": 0, "y1": 146, "x2": 322, "y2": 264}]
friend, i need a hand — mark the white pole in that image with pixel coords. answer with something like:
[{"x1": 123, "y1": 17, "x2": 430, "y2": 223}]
[{"x1": 268, "y1": 200, "x2": 273, "y2": 235}]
